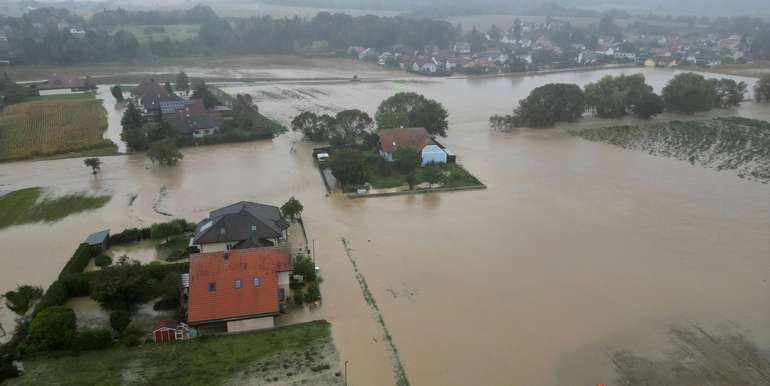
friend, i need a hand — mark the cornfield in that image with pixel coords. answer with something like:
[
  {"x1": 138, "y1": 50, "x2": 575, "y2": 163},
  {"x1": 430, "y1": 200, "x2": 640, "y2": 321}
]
[{"x1": 0, "y1": 99, "x2": 111, "y2": 161}]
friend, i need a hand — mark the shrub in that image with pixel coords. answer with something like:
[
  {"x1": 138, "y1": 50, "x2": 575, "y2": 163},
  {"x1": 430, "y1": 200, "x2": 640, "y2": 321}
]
[
  {"x1": 153, "y1": 272, "x2": 181, "y2": 310},
  {"x1": 109, "y1": 310, "x2": 131, "y2": 333},
  {"x1": 119, "y1": 326, "x2": 143, "y2": 347},
  {"x1": 150, "y1": 219, "x2": 189, "y2": 240},
  {"x1": 24, "y1": 306, "x2": 77, "y2": 353},
  {"x1": 304, "y1": 282, "x2": 321, "y2": 303},
  {"x1": 293, "y1": 255, "x2": 316, "y2": 283},
  {"x1": 33, "y1": 280, "x2": 69, "y2": 314},
  {"x1": 72, "y1": 329, "x2": 112, "y2": 352},
  {"x1": 393, "y1": 148, "x2": 421, "y2": 174},
  {"x1": 94, "y1": 254, "x2": 113, "y2": 267},
  {"x1": 0, "y1": 361, "x2": 20, "y2": 382},
  {"x1": 60, "y1": 273, "x2": 91, "y2": 297},
  {"x1": 3, "y1": 284, "x2": 43, "y2": 315},
  {"x1": 108, "y1": 227, "x2": 151, "y2": 245}
]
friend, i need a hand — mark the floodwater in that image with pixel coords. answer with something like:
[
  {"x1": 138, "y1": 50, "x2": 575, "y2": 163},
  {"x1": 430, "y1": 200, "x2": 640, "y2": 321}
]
[{"x1": 1, "y1": 65, "x2": 770, "y2": 386}]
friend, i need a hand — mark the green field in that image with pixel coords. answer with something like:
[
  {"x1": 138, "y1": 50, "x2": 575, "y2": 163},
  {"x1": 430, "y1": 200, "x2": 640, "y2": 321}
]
[
  {"x1": 27, "y1": 92, "x2": 96, "y2": 102},
  {"x1": 109, "y1": 24, "x2": 200, "y2": 45},
  {"x1": 8, "y1": 321, "x2": 341, "y2": 386},
  {"x1": 0, "y1": 99, "x2": 115, "y2": 162},
  {"x1": 0, "y1": 187, "x2": 111, "y2": 229}
]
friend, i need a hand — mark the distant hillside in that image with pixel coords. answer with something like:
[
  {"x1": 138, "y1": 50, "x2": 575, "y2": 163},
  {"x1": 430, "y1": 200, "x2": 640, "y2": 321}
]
[{"x1": 571, "y1": 117, "x2": 770, "y2": 183}]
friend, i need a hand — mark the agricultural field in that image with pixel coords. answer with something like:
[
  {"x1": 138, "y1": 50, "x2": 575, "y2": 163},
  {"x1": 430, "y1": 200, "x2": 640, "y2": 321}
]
[
  {"x1": 570, "y1": 117, "x2": 770, "y2": 183},
  {"x1": 0, "y1": 99, "x2": 115, "y2": 162},
  {"x1": 109, "y1": 24, "x2": 200, "y2": 45},
  {"x1": 0, "y1": 187, "x2": 111, "y2": 229}
]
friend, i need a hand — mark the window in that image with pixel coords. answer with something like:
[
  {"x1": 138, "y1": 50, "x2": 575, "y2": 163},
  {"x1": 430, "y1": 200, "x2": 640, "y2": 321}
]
[
  {"x1": 208, "y1": 282, "x2": 216, "y2": 292},
  {"x1": 235, "y1": 279, "x2": 242, "y2": 289},
  {"x1": 253, "y1": 277, "x2": 260, "y2": 288},
  {"x1": 278, "y1": 288, "x2": 286, "y2": 301}
]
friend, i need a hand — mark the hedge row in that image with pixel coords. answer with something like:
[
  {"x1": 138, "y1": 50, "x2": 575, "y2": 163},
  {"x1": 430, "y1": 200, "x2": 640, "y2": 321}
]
[
  {"x1": 59, "y1": 243, "x2": 95, "y2": 278},
  {"x1": 109, "y1": 219, "x2": 195, "y2": 246}
]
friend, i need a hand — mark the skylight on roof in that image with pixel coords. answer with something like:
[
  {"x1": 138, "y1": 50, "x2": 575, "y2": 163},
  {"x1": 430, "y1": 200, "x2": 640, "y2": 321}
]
[{"x1": 200, "y1": 221, "x2": 213, "y2": 232}]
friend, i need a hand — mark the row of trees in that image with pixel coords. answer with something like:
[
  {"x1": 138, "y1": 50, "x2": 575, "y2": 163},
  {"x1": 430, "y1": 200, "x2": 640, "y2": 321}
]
[
  {"x1": 490, "y1": 73, "x2": 749, "y2": 130},
  {"x1": 754, "y1": 75, "x2": 770, "y2": 103},
  {"x1": 292, "y1": 92, "x2": 449, "y2": 144}
]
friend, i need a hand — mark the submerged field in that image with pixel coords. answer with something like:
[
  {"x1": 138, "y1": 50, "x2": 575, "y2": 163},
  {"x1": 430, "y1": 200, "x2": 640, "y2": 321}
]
[
  {"x1": 8, "y1": 321, "x2": 341, "y2": 386},
  {"x1": 0, "y1": 187, "x2": 111, "y2": 229},
  {"x1": 0, "y1": 99, "x2": 115, "y2": 162},
  {"x1": 570, "y1": 117, "x2": 770, "y2": 182}
]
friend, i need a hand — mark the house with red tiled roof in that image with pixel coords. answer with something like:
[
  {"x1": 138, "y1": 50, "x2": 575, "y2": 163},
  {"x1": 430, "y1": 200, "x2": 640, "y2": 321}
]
[
  {"x1": 187, "y1": 247, "x2": 292, "y2": 334},
  {"x1": 378, "y1": 127, "x2": 447, "y2": 166}
]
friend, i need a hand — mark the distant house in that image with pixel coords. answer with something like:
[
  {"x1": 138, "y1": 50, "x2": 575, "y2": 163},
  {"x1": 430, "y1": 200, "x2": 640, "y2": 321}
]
[
  {"x1": 85, "y1": 230, "x2": 110, "y2": 250},
  {"x1": 187, "y1": 247, "x2": 293, "y2": 334},
  {"x1": 166, "y1": 112, "x2": 222, "y2": 138},
  {"x1": 135, "y1": 79, "x2": 176, "y2": 118},
  {"x1": 378, "y1": 127, "x2": 447, "y2": 166},
  {"x1": 192, "y1": 201, "x2": 290, "y2": 253},
  {"x1": 453, "y1": 42, "x2": 471, "y2": 54},
  {"x1": 39, "y1": 74, "x2": 90, "y2": 94},
  {"x1": 411, "y1": 57, "x2": 437, "y2": 73}
]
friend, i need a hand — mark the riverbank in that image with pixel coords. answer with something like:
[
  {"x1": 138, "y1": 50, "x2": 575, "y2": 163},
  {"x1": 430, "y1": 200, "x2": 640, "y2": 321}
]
[{"x1": 7, "y1": 320, "x2": 341, "y2": 386}]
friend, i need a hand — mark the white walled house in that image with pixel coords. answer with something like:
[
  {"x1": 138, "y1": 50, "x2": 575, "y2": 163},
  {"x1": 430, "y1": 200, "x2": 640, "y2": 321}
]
[
  {"x1": 378, "y1": 127, "x2": 447, "y2": 166},
  {"x1": 192, "y1": 201, "x2": 289, "y2": 253}
]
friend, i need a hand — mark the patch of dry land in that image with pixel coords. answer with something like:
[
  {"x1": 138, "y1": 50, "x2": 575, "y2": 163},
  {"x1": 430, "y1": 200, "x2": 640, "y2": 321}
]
[
  {"x1": 571, "y1": 117, "x2": 770, "y2": 183},
  {"x1": 8, "y1": 321, "x2": 342, "y2": 386}
]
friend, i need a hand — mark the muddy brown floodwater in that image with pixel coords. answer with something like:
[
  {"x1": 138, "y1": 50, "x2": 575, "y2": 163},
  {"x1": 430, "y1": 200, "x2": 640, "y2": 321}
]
[{"x1": 1, "y1": 66, "x2": 770, "y2": 386}]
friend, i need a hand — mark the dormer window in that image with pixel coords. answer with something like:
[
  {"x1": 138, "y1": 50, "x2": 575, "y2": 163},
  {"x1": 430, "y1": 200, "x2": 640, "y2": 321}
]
[
  {"x1": 253, "y1": 277, "x2": 260, "y2": 288},
  {"x1": 208, "y1": 282, "x2": 216, "y2": 292},
  {"x1": 234, "y1": 279, "x2": 242, "y2": 289}
]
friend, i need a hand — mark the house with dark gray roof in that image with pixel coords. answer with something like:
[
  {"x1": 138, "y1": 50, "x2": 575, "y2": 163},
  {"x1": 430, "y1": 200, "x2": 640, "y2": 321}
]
[{"x1": 193, "y1": 202, "x2": 289, "y2": 253}]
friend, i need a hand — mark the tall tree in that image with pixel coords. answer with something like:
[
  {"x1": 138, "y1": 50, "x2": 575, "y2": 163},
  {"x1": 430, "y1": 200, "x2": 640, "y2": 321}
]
[
  {"x1": 662, "y1": 73, "x2": 718, "y2": 114},
  {"x1": 332, "y1": 109, "x2": 373, "y2": 145},
  {"x1": 376, "y1": 92, "x2": 449, "y2": 137},
  {"x1": 147, "y1": 139, "x2": 183, "y2": 166},
  {"x1": 755, "y1": 75, "x2": 770, "y2": 102},
  {"x1": 110, "y1": 85, "x2": 124, "y2": 102},
  {"x1": 328, "y1": 149, "x2": 367, "y2": 187},
  {"x1": 513, "y1": 18, "x2": 523, "y2": 41},
  {"x1": 281, "y1": 197, "x2": 304, "y2": 221},
  {"x1": 176, "y1": 71, "x2": 190, "y2": 95}
]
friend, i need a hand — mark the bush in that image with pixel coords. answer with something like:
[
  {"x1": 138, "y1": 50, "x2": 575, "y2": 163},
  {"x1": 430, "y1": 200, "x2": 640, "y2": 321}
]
[
  {"x1": 3, "y1": 284, "x2": 43, "y2": 315},
  {"x1": 393, "y1": 148, "x2": 421, "y2": 174},
  {"x1": 72, "y1": 329, "x2": 112, "y2": 352},
  {"x1": 119, "y1": 326, "x2": 143, "y2": 347},
  {"x1": 94, "y1": 254, "x2": 113, "y2": 267},
  {"x1": 108, "y1": 227, "x2": 151, "y2": 245},
  {"x1": 109, "y1": 310, "x2": 131, "y2": 333},
  {"x1": 293, "y1": 255, "x2": 316, "y2": 283},
  {"x1": 304, "y1": 282, "x2": 321, "y2": 303},
  {"x1": 60, "y1": 273, "x2": 91, "y2": 297},
  {"x1": 153, "y1": 272, "x2": 181, "y2": 311},
  {"x1": 0, "y1": 361, "x2": 20, "y2": 382},
  {"x1": 33, "y1": 279, "x2": 69, "y2": 314},
  {"x1": 24, "y1": 306, "x2": 77, "y2": 353},
  {"x1": 150, "y1": 219, "x2": 189, "y2": 240}
]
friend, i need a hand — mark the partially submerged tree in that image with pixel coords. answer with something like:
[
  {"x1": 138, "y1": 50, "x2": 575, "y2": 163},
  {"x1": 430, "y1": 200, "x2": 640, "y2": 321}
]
[
  {"x1": 584, "y1": 74, "x2": 660, "y2": 118},
  {"x1": 291, "y1": 111, "x2": 335, "y2": 142},
  {"x1": 662, "y1": 73, "x2": 718, "y2": 114},
  {"x1": 120, "y1": 102, "x2": 148, "y2": 151},
  {"x1": 147, "y1": 139, "x2": 183, "y2": 166},
  {"x1": 332, "y1": 109, "x2": 373, "y2": 145},
  {"x1": 281, "y1": 197, "x2": 304, "y2": 221},
  {"x1": 755, "y1": 75, "x2": 770, "y2": 102},
  {"x1": 493, "y1": 83, "x2": 585, "y2": 128},
  {"x1": 84, "y1": 157, "x2": 102, "y2": 175},
  {"x1": 110, "y1": 85, "x2": 124, "y2": 102},
  {"x1": 422, "y1": 165, "x2": 442, "y2": 188},
  {"x1": 3, "y1": 284, "x2": 43, "y2": 315},
  {"x1": 90, "y1": 256, "x2": 154, "y2": 312},
  {"x1": 710, "y1": 78, "x2": 747, "y2": 108}
]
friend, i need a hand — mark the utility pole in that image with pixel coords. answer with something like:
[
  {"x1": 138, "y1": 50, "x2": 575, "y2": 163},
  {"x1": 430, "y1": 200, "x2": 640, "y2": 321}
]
[
  {"x1": 312, "y1": 239, "x2": 316, "y2": 264},
  {"x1": 344, "y1": 360, "x2": 349, "y2": 386}
]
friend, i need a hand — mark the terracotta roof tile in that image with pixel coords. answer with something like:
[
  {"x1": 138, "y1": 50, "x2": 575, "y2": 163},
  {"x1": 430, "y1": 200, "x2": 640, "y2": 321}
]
[
  {"x1": 187, "y1": 248, "x2": 292, "y2": 325},
  {"x1": 379, "y1": 127, "x2": 434, "y2": 154}
]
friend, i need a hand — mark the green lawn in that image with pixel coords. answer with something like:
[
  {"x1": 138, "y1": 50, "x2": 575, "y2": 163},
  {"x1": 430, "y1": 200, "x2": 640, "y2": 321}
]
[
  {"x1": 9, "y1": 321, "x2": 340, "y2": 386},
  {"x1": 355, "y1": 149, "x2": 482, "y2": 190},
  {"x1": 0, "y1": 187, "x2": 111, "y2": 229}
]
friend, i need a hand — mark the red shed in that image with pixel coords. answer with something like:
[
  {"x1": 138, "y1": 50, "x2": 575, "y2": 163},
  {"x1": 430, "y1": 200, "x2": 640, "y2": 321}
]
[{"x1": 153, "y1": 320, "x2": 179, "y2": 343}]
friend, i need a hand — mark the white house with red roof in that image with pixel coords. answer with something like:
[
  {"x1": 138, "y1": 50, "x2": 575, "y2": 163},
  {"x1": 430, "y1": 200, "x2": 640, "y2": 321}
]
[{"x1": 378, "y1": 127, "x2": 447, "y2": 166}]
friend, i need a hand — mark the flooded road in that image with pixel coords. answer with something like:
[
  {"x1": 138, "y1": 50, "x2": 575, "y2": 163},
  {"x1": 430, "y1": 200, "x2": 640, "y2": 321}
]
[{"x1": 1, "y1": 66, "x2": 770, "y2": 386}]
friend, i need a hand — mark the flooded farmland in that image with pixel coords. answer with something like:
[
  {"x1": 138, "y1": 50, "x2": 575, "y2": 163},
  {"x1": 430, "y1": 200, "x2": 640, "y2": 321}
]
[{"x1": 1, "y1": 65, "x2": 770, "y2": 386}]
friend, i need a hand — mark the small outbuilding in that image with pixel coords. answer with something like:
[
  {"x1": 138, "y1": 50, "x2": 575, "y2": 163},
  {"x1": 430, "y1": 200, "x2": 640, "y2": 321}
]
[
  {"x1": 153, "y1": 320, "x2": 180, "y2": 343},
  {"x1": 85, "y1": 229, "x2": 110, "y2": 250}
]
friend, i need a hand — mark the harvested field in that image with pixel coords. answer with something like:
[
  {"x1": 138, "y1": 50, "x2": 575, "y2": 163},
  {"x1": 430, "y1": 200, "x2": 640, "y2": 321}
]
[
  {"x1": 0, "y1": 99, "x2": 115, "y2": 162},
  {"x1": 570, "y1": 117, "x2": 770, "y2": 182}
]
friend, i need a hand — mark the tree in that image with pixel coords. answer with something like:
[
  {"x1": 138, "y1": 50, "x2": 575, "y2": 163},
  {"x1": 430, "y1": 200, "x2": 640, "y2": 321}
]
[
  {"x1": 4, "y1": 284, "x2": 43, "y2": 315},
  {"x1": 90, "y1": 256, "x2": 154, "y2": 311},
  {"x1": 121, "y1": 101, "x2": 148, "y2": 150},
  {"x1": 164, "y1": 81, "x2": 174, "y2": 96},
  {"x1": 281, "y1": 197, "x2": 304, "y2": 221},
  {"x1": 191, "y1": 80, "x2": 220, "y2": 108},
  {"x1": 755, "y1": 75, "x2": 770, "y2": 102},
  {"x1": 84, "y1": 157, "x2": 102, "y2": 175},
  {"x1": 332, "y1": 109, "x2": 373, "y2": 145},
  {"x1": 405, "y1": 172, "x2": 417, "y2": 190},
  {"x1": 328, "y1": 149, "x2": 367, "y2": 187},
  {"x1": 488, "y1": 24, "x2": 501, "y2": 41},
  {"x1": 376, "y1": 92, "x2": 449, "y2": 137},
  {"x1": 147, "y1": 139, "x2": 183, "y2": 166},
  {"x1": 662, "y1": 73, "x2": 718, "y2": 114},
  {"x1": 176, "y1": 71, "x2": 190, "y2": 95},
  {"x1": 291, "y1": 112, "x2": 335, "y2": 142},
  {"x1": 110, "y1": 85, "x2": 124, "y2": 102},
  {"x1": 584, "y1": 74, "x2": 661, "y2": 119},
  {"x1": 393, "y1": 148, "x2": 421, "y2": 174},
  {"x1": 23, "y1": 306, "x2": 77, "y2": 352},
  {"x1": 711, "y1": 78, "x2": 747, "y2": 108},
  {"x1": 495, "y1": 83, "x2": 585, "y2": 128},
  {"x1": 109, "y1": 309, "x2": 130, "y2": 333},
  {"x1": 422, "y1": 165, "x2": 442, "y2": 188},
  {"x1": 513, "y1": 18, "x2": 523, "y2": 41},
  {"x1": 148, "y1": 121, "x2": 177, "y2": 143},
  {"x1": 632, "y1": 92, "x2": 665, "y2": 119}
]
